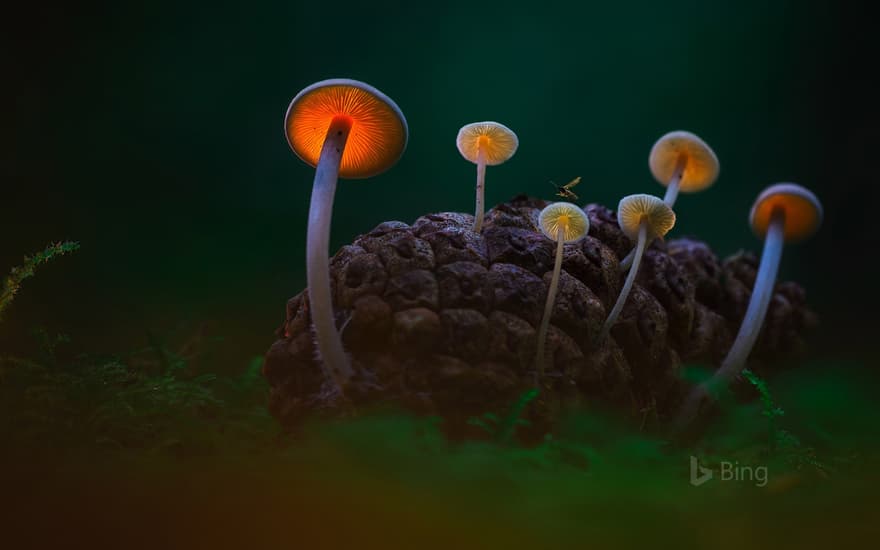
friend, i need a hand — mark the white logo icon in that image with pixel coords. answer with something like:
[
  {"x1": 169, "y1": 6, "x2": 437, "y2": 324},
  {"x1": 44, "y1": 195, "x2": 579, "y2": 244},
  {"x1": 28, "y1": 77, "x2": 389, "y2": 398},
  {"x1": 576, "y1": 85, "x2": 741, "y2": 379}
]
[{"x1": 690, "y1": 455, "x2": 713, "y2": 486}]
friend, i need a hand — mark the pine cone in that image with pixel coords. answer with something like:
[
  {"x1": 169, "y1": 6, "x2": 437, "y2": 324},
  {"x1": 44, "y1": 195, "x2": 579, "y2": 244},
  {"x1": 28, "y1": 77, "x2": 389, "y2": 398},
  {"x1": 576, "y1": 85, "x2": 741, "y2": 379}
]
[{"x1": 263, "y1": 196, "x2": 816, "y2": 438}]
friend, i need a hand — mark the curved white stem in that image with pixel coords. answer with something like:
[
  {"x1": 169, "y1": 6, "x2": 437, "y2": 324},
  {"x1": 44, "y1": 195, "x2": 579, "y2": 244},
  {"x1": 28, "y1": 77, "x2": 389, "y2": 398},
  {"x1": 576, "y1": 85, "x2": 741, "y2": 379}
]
[
  {"x1": 714, "y1": 209, "x2": 785, "y2": 382},
  {"x1": 619, "y1": 248, "x2": 636, "y2": 272},
  {"x1": 307, "y1": 116, "x2": 354, "y2": 384},
  {"x1": 598, "y1": 219, "x2": 648, "y2": 342},
  {"x1": 535, "y1": 229, "x2": 565, "y2": 380},
  {"x1": 662, "y1": 175, "x2": 681, "y2": 208},
  {"x1": 675, "y1": 209, "x2": 786, "y2": 428},
  {"x1": 473, "y1": 148, "x2": 487, "y2": 233},
  {"x1": 620, "y1": 155, "x2": 687, "y2": 272}
]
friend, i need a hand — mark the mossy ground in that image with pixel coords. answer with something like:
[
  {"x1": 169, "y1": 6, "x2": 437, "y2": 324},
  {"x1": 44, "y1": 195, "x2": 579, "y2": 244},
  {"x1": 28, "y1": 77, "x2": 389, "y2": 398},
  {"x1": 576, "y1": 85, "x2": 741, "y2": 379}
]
[{"x1": 1, "y1": 326, "x2": 876, "y2": 548}]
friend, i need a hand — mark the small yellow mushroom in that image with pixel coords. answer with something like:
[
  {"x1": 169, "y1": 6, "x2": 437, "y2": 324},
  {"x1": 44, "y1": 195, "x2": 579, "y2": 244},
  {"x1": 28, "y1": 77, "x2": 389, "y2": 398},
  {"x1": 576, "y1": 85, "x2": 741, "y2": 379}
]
[
  {"x1": 597, "y1": 194, "x2": 675, "y2": 342},
  {"x1": 457, "y1": 122, "x2": 519, "y2": 232},
  {"x1": 621, "y1": 131, "x2": 718, "y2": 271},
  {"x1": 534, "y1": 202, "x2": 590, "y2": 380},
  {"x1": 649, "y1": 130, "x2": 720, "y2": 206}
]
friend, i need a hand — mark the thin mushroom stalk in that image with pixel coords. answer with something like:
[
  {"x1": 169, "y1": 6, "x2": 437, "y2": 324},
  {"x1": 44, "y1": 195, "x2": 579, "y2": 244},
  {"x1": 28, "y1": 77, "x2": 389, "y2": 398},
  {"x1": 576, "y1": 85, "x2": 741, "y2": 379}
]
[
  {"x1": 716, "y1": 209, "x2": 784, "y2": 378},
  {"x1": 535, "y1": 228, "x2": 565, "y2": 379},
  {"x1": 306, "y1": 116, "x2": 354, "y2": 383},
  {"x1": 661, "y1": 153, "x2": 688, "y2": 207},
  {"x1": 619, "y1": 244, "x2": 636, "y2": 273},
  {"x1": 533, "y1": 202, "x2": 590, "y2": 384},
  {"x1": 474, "y1": 147, "x2": 487, "y2": 232},
  {"x1": 597, "y1": 194, "x2": 675, "y2": 344},
  {"x1": 675, "y1": 211, "x2": 785, "y2": 427},
  {"x1": 598, "y1": 219, "x2": 647, "y2": 342},
  {"x1": 675, "y1": 182, "x2": 822, "y2": 431}
]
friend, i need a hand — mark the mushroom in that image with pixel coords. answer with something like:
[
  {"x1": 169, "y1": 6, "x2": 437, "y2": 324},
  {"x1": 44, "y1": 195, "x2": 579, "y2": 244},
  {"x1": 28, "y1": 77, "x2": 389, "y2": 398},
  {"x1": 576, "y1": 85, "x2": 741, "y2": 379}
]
[
  {"x1": 534, "y1": 202, "x2": 590, "y2": 379},
  {"x1": 285, "y1": 79, "x2": 408, "y2": 385},
  {"x1": 456, "y1": 122, "x2": 519, "y2": 232},
  {"x1": 597, "y1": 194, "x2": 676, "y2": 342},
  {"x1": 619, "y1": 131, "x2": 718, "y2": 270},
  {"x1": 677, "y1": 183, "x2": 823, "y2": 427}
]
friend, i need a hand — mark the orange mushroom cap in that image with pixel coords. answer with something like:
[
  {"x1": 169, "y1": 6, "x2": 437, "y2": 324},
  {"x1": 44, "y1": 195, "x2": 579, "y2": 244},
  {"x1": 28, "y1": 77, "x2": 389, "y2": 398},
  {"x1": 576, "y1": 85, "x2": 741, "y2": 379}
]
[
  {"x1": 285, "y1": 79, "x2": 408, "y2": 179},
  {"x1": 456, "y1": 122, "x2": 519, "y2": 165},
  {"x1": 749, "y1": 183, "x2": 823, "y2": 242},
  {"x1": 649, "y1": 131, "x2": 719, "y2": 193}
]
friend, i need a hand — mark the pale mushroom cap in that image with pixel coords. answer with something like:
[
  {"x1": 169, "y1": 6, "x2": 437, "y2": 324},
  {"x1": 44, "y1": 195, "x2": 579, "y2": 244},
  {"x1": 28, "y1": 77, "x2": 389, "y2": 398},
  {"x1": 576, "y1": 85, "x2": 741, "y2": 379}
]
[
  {"x1": 285, "y1": 78, "x2": 409, "y2": 179},
  {"x1": 538, "y1": 202, "x2": 590, "y2": 243},
  {"x1": 649, "y1": 130, "x2": 719, "y2": 193},
  {"x1": 617, "y1": 193, "x2": 677, "y2": 241},
  {"x1": 749, "y1": 182, "x2": 823, "y2": 242},
  {"x1": 456, "y1": 121, "x2": 519, "y2": 166}
]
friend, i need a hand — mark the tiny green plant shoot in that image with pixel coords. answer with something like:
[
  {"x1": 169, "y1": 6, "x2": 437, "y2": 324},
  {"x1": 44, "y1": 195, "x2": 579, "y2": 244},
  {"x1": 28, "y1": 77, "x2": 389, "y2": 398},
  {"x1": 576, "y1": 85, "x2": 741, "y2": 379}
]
[
  {"x1": 742, "y1": 368, "x2": 786, "y2": 450},
  {"x1": 0, "y1": 241, "x2": 80, "y2": 322},
  {"x1": 467, "y1": 388, "x2": 539, "y2": 444}
]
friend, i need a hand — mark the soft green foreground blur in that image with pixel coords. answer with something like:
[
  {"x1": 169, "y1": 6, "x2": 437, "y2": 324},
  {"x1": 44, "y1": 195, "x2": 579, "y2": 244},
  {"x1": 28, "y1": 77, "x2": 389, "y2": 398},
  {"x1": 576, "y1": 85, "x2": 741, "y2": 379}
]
[{"x1": 2, "y1": 361, "x2": 877, "y2": 547}]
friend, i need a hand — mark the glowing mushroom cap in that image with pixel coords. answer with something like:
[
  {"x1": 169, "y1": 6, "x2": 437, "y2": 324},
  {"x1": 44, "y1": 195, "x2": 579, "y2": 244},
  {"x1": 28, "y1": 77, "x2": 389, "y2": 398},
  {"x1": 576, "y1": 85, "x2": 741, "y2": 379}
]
[
  {"x1": 617, "y1": 194, "x2": 677, "y2": 240},
  {"x1": 649, "y1": 131, "x2": 719, "y2": 193},
  {"x1": 284, "y1": 78, "x2": 408, "y2": 179},
  {"x1": 456, "y1": 122, "x2": 519, "y2": 166},
  {"x1": 749, "y1": 183, "x2": 823, "y2": 242},
  {"x1": 538, "y1": 202, "x2": 590, "y2": 243}
]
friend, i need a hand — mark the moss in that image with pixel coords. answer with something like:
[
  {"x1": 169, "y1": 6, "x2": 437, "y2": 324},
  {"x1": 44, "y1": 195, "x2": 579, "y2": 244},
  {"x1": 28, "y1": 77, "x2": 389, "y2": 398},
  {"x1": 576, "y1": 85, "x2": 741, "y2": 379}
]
[
  {"x1": 0, "y1": 241, "x2": 80, "y2": 321},
  {"x1": 0, "y1": 329, "x2": 276, "y2": 457}
]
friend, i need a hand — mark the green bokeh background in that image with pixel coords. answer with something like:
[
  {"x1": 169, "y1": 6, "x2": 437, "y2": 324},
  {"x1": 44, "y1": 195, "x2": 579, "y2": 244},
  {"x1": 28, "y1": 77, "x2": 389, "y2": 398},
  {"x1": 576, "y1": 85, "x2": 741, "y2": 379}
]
[{"x1": 2, "y1": 0, "x2": 873, "y2": 367}]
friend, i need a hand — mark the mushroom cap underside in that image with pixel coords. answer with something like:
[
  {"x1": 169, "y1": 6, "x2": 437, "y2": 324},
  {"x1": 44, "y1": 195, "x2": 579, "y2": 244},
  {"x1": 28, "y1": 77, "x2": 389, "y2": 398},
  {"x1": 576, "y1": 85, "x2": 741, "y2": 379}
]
[
  {"x1": 750, "y1": 182, "x2": 823, "y2": 241},
  {"x1": 539, "y1": 202, "x2": 590, "y2": 242},
  {"x1": 649, "y1": 130, "x2": 719, "y2": 192},
  {"x1": 285, "y1": 78, "x2": 408, "y2": 179},
  {"x1": 456, "y1": 121, "x2": 519, "y2": 165},
  {"x1": 617, "y1": 193, "x2": 677, "y2": 240}
]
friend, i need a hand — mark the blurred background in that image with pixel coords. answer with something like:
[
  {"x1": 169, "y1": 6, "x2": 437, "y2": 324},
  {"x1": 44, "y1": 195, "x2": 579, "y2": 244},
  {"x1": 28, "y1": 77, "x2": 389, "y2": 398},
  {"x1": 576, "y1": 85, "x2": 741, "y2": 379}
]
[{"x1": 2, "y1": 0, "x2": 874, "y2": 370}]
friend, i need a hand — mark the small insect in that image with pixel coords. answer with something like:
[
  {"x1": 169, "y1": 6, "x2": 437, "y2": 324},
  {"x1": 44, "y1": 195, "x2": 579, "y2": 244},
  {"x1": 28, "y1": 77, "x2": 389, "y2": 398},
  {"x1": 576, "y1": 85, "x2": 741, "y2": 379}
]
[{"x1": 550, "y1": 176, "x2": 582, "y2": 201}]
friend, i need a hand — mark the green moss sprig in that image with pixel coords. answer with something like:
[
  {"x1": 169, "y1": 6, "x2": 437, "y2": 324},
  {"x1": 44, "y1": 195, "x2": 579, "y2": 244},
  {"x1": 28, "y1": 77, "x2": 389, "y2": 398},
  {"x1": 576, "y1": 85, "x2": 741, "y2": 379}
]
[{"x1": 0, "y1": 241, "x2": 80, "y2": 322}]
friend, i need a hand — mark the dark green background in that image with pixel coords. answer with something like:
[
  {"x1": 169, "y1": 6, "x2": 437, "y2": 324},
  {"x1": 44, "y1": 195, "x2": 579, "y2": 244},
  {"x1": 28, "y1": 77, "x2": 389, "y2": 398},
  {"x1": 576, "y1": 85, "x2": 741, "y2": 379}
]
[{"x1": 2, "y1": 1, "x2": 874, "y2": 367}]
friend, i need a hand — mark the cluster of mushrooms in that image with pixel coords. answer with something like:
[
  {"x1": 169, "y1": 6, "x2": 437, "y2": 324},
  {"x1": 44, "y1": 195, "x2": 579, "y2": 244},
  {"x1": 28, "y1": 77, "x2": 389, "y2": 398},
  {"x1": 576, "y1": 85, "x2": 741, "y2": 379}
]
[{"x1": 283, "y1": 78, "x2": 823, "y2": 426}]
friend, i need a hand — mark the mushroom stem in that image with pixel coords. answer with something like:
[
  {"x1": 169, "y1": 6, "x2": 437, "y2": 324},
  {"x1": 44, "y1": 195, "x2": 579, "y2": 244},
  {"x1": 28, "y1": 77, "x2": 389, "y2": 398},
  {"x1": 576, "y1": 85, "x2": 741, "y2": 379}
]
[
  {"x1": 473, "y1": 148, "x2": 487, "y2": 232},
  {"x1": 662, "y1": 153, "x2": 688, "y2": 207},
  {"x1": 306, "y1": 115, "x2": 354, "y2": 385},
  {"x1": 620, "y1": 154, "x2": 687, "y2": 271},
  {"x1": 675, "y1": 208, "x2": 786, "y2": 428},
  {"x1": 535, "y1": 227, "x2": 565, "y2": 381},
  {"x1": 598, "y1": 218, "x2": 648, "y2": 342},
  {"x1": 716, "y1": 207, "x2": 786, "y2": 381}
]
